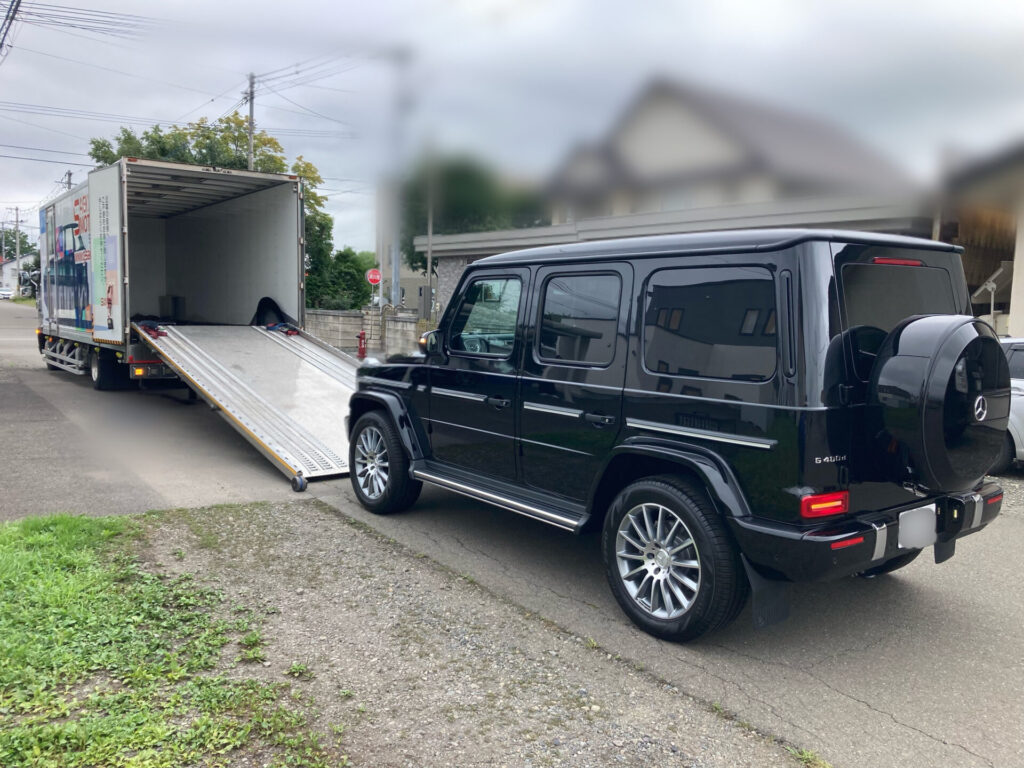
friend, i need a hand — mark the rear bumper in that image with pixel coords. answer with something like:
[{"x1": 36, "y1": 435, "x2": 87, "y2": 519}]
[{"x1": 729, "y1": 482, "x2": 1003, "y2": 582}]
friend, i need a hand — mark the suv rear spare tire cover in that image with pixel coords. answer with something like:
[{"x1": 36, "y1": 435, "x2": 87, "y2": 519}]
[{"x1": 869, "y1": 315, "x2": 1009, "y2": 493}]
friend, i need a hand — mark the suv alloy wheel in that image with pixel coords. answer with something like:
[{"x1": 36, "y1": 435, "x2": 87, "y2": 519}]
[
  {"x1": 348, "y1": 411, "x2": 422, "y2": 514},
  {"x1": 602, "y1": 476, "x2": 749, "y2": 642}
]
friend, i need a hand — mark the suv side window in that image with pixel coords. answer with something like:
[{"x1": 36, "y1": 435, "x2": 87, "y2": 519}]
[
  {"x1": 643, "y1": 266, "x2": 777, "y2": 382},
  {"x1": 538, "y1": 273, "x2": 621, "y2": 366},
  {"x1": 448, "y1": 276, "x2": 522, "y2": 357}
]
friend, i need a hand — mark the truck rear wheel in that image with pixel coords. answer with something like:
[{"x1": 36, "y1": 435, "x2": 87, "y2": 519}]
[
  {"x1": 602, "y1": 475, "x2": 748, "y2": 642},
  {"x1": 90, "y1": 349, "x2": 117, "y2": 391},
  {"x1": 349, "y1": 411, "x2": 422, "y2": 514}
]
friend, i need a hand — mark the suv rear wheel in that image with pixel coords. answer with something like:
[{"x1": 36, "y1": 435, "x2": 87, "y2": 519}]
[
  {"x1": 349, "y1": 411, "x2": 422, "y2": 514},
  {"x1": 602, "y1": 475, "x2": 748, "y2": 642}
]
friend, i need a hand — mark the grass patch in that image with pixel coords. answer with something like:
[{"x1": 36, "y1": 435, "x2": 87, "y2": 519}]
[
  {"x1": 786, "y1": 746, "x2": 834, "y2": 768},
  {"x1": 0, "y1": 514, "x2": 338, "y2": 767},
  {"x1": 11, "y1": 296, "x2": 35, "y2": 306}
]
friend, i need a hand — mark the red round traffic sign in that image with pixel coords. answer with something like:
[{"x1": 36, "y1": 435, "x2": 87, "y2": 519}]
[{"x1": 366, "y1": 268, "x2": 382, "y2": 285}]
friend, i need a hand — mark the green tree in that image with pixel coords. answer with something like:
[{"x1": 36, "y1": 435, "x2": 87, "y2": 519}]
[
  {"x1": 400, "y1": 155, "x2": 548, "y2": 275},
  {"x1": 0, "y1": 228, "x2": 38, "y2": 262},
  {"x1": 308, "y1": 248, "x2": 376, "y2": 311},
  {"x1": 88, "y1": 117, "x2": 355, "y2": 309}
]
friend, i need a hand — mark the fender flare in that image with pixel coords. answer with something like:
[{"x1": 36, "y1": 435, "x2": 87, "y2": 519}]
[
  {"x1": 588, "y1": 440, "x2": 752, "y2": 520},
  {"x1": 348, "y1": 390, "x2": 426, "y2": 461}
]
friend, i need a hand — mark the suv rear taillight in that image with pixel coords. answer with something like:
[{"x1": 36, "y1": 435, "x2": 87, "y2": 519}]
[{"x1": 800, "y1": 491, "x2": 849, "y2": 519}]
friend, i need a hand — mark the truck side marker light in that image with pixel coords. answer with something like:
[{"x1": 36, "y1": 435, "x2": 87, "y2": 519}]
[
  {"x1": 800, "y1": 491, "x2": 849, "y2": 519},
  {"x1": 830, "y1": 536, "x2": 864, "y2": 550},
  {"x1": 134, "y1": 368, "x2": 145, "y2": 377}
]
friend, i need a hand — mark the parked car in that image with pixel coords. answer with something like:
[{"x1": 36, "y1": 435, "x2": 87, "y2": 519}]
[
  {"x1": 346, "y1": 229, "x2": 1008, "y2": 641},
  {"x1": 992, "y1": 338, "x2": 1024, "y2": 473},
  {"x1": 0, "y1": 288, "x2": 13, "y2": 300}
]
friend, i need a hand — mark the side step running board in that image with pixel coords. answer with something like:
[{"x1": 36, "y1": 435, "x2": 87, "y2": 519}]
[{"x1": 412, "y1": 469, "x2": 585, "y2": 533}]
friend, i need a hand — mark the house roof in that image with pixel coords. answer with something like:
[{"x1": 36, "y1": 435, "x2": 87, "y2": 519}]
[{"x1": 549, "y1": 78, "x2": 914, "y2": 198}]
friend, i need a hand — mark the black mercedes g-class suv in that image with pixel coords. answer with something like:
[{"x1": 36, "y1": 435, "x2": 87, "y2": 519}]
[{"x1": 346, "y1": 229, "x2": 1008, "y2": 641}]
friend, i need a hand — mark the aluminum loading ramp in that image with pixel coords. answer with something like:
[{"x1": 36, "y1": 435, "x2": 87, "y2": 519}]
[{"x1": 134, "y1": 323, "x2": 356, "y2": 489}]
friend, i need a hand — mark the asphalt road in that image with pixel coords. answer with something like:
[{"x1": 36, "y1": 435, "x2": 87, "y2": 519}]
[{"x1": 3, "y1": 298, "x2": 1022, "y2": 768}]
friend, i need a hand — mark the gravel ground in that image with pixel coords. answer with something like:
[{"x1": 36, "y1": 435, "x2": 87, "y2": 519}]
[{"x1": 141, "y1": 500, "x2": 803, "y2": 768}]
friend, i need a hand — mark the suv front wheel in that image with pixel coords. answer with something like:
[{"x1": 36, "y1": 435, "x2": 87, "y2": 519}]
[
  {"x1": 602, "y1": 476, "x2": 749, "y2": 641},
  {"x1": 349, "y1": 411, "x2": 422, "y2": 514}
]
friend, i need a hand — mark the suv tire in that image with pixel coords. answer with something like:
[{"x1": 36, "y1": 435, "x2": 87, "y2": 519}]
[
  {"x1": 602, "y1": 475, "x2": 748, "y2": 642},
  {"x1": 348, "y1": 411, "x2": 422, "y2": 514}
]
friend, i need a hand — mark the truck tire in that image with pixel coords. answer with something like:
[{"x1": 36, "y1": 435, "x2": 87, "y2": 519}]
[
  {"x1": 348, "y1": 411, "x2": 422, "y2": 514},
  {"x1": 89, "y1": 349, "x2": 117, "y2": 391},
  {"x1": 867, "y1": 315, "x2": 1010, "y2": 493},
  {"x1": 602, "y1": 475, "x2": 748, "y2": 642}
]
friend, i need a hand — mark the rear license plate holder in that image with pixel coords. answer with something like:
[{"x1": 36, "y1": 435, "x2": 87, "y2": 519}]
[{"x1": 898, "y1": 504, "x2": 937, "y2": 549}]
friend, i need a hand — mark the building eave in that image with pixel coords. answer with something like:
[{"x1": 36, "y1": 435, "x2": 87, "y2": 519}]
[{"x1": 414, "y1": 194, "x2": 934, "y2": 259}]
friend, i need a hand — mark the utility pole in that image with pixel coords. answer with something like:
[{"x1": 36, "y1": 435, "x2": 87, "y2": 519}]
[
  {"x1": 247, "y1": 72, "x2": 255, "y2": 171},
  {"x1": 14, "y1": 206, "x2": 20, "y2": 296},
  {"x1": 425, "y1": 146, "x2": 435, "y2": 322},
  {"x1": 389, "y1": 49, "x2": 412, "y2": 308},
  {"x1": 63, "y1": 170, "x2": 72, "y2": 190}
]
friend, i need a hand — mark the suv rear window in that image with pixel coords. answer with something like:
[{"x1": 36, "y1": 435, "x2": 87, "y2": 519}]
[
  {"x1": 643, "y1": 266, "x2": 777, "y2": 382},
  {"x1": 841, "y1": 263, "x2": 957, "y2": 333},
  {"x1": 840, "y1": 261, "x2": 957, "y2": 380}
]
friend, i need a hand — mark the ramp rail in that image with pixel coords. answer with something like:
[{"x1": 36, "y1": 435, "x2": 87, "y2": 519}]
[{"x1": 134, "y1": 323, "x2": 355, "y2": 489}]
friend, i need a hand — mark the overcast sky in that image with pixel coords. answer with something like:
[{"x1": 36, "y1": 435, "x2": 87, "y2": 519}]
[{"x1": 2, "y1": 0, "x2": 1024, "y2": 252}]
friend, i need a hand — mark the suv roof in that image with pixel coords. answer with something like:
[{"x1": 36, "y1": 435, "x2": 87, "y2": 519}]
[{"x1": 477, "y1": 228, "x2": 962, "y2": 266}]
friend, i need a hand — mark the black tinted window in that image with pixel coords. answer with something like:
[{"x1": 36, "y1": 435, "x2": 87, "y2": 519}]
[
  {"x1": 841, "y1": 263, "x2": 956, "y2": 332},
  {"x1": 1007, "y1": 349, "x2": 1024, "y2": 380},
  {"x1": 449, "y1": 277, "x2": 521, "y2": 357},
  {"x1": 538, "y1": 274, "x2": 621, "y2": 365},
  {"x1": 643, "y1": 266, "x2": 777, "y2": 381}
]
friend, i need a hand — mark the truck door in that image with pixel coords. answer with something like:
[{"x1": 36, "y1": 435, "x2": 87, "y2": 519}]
[
  {"x1": 518, "y1": 263, "x2": 631, "y2": 500},
  {"x1": 427, "y1": 268, "x2": 529, "y2": 481}
]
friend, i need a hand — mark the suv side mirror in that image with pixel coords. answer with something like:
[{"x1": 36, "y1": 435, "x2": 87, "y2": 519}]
[{"x1": 419, "y1": 329, "x2": 442, "y2": 357}]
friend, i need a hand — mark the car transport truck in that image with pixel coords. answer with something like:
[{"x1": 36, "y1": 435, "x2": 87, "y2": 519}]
[{"x1": 36, "y1": 157, "x2": 355, "y2": 490}]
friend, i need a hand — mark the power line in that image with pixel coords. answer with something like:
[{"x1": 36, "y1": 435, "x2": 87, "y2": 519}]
[
  {"x1": 0, "y1": 111, "x2": 90, "y2": 140},
  {"x1": 0, "y1": 142, "x2": 88, "y2": 155},
  {"x1": 0, "y1": 153, "x2": 94, "y2": 166},
  {"x1": 0, "y1": 100, "x2": 178, "y2": 125},
  {"x1": 260, "y1": 80, "x2": 351, "y2": 126},
  {"x1": 12, "y1": 45, "x2": 216, "y2": 96}
]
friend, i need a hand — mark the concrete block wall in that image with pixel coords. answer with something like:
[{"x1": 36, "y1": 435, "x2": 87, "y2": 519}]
[
  {"x1": 306, "y1": 308, "x2": 425, "y2": 357},
  {"x1": 305, "y1": 310, "x2": 364, "y2": 350},
  {"x1": 385, "y1": 315, "x2": 421, "y2": 355}
]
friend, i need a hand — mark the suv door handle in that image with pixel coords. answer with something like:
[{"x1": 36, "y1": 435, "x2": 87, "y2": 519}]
[
  {"x1": 484, "y1": 396, "x2": 511, "y2": 408},
  {"x1": 584, "y1": 413, "x2": 616, "y2": 427}
]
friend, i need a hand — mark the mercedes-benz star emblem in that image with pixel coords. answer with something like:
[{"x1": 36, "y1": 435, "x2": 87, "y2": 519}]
[{"x1": 974, "y1": 395, "x2": 988, "y2": 422}]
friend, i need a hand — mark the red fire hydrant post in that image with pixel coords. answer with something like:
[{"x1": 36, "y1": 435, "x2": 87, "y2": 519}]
[{"x1": 356, "y1": 330, "x2": 367, "y2": 360}]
